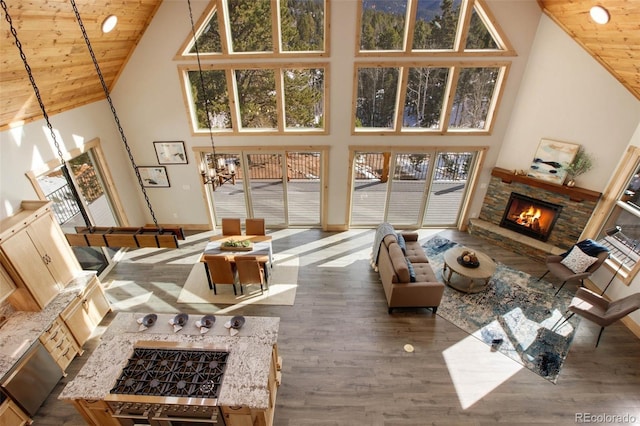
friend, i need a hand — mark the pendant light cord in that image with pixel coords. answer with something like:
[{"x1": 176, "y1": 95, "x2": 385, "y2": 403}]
[
  {"x1": 1, "y1": 0, "x2": 91, "y2": 226},
  {"x1": 187, "y1": 0, "x2": 219, "y2": 172},
  {"x1": 69, "y1": 0, "x2": 160, "y2": 229}
]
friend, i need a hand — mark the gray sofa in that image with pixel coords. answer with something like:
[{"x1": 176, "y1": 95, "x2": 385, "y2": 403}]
[{"x1": 374, "y1": 230, "x2": 445, "y2": 314}]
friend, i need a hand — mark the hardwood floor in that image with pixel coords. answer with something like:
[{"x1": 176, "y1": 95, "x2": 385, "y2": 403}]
[{"x1": 34, "y1": 229, "x2": 640, "y2": 425}]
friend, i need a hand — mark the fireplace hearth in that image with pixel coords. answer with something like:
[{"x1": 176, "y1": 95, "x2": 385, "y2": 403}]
[{"x1": 500, "y1": 193, "x2": 562, "y2": 242}]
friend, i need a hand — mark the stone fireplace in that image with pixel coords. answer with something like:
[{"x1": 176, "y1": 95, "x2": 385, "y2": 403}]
[{"x1": 469, "y1": 168, "x2": 602, "y2": 261}]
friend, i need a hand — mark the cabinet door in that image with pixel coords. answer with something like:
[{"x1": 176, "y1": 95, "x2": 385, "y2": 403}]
[
  {"x1": 61, "y1": 278, "x2": 111, "y2": 347},
  {"x1": 28, "y1": 213, "x2": 80, "y2": 285},
  {"x1": 0, "y1": 398, "x2": 31, "y2": 426},
  {"x1": 84, "y1": 279, "x2": 111, "y2": 326},
  {"x1": 0, "y1": 262, "x2": 15, "y2": 303},
  {"x1": 1, "y1": 225, "x2": 58, "y2": 308}
]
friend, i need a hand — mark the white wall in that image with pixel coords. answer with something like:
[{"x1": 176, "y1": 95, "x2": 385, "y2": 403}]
[
  {"x1": 497, "y1": 14, "x2": 640, "y2": 192},
  {"x1": 0, "y1": 102, "x2": 146, "y2": 224}
]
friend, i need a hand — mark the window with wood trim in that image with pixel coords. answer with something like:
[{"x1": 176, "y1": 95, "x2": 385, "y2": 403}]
[
  {"x1": 596, "y1": 151, "x2": 640, "y2": 285},
  {"x1": 178, "y1": 0, "x2": 328, "y2": 134},
  {"x1": 353, "y1": 0, "x2": 513, "y2": 135},
  {"x1": 178, "y1": 0, "x2": 327, "y2": 58},
  {"x1": 180, "y1": 64, "x2": 326, "y2": 134},
  {"x1": 357, "y1": 0, "x2": 512, "y2": 55},
  {"x1": 353, "y1": 62, "x2": 508, "y2": 133}
]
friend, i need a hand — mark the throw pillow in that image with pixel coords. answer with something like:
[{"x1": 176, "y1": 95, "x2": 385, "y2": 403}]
[
  {"x1": 560, "y1": 245, "x2": 599, "y2": 273},
  {"x1": 406, "y1": 258, "x2": 417, "y2": 282},
  {"x1": 396, "y1": 233, "x2": 407, "y2": 255}
]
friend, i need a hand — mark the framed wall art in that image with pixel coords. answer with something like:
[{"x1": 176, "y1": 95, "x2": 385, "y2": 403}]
[
  {"x1": 527, "y1": 138, "x2": 580, "y2": 185},
  {"x1": 154, "y1": 141, "x2": 188, "y2": 164},
  {"x1": 139, "y1": 166, "x2": 170, "y2": 187}
]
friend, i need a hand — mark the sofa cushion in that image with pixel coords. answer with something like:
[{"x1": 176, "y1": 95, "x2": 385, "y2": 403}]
[
  {"x1": 383, "y1": 234, "x2": 398, "y2": 248},
  {"x1": 405, "y1": 243, "x2": 429, "y2": 263},
  {"x1": 406, "y1": 258, "x2": 417, "y2": 282},
  {"x1": 388, "y1": 242, "x2": 410, "y2": 282},
  {"x1": 412, "y1": 261, "x2": 438, "y2": 282},
  {"x1": 396, "y1": 233, "x2": 407, "y2": 254}
]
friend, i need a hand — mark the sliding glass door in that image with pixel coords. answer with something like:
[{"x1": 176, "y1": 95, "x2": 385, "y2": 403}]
[
  {"x1": 350, "y1": 149, "x2": 477, "y2": 228},
  {"x1": 206, "y1": 149, "x2": 323, "y2": 228}
]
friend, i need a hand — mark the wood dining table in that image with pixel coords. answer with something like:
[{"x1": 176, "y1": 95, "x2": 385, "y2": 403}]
[{"x1": 199, "y1": 235, "x2": 273, "y2": 290}]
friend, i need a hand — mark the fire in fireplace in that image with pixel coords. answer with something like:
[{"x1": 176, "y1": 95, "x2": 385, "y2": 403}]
[{"x1": 500, "y1": 193, "x2": 563, "y2": 241}]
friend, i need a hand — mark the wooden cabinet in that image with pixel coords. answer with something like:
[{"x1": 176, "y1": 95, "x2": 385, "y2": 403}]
[
  {"x1": 61, "y1": 276, "x2": 111, "y2": 347},
  {"x1": 0, "y1": 397, "x2": 31, "y2": 425},
  {"x1": 39, "y1": 317, "x2": 83, "y2": 373},
  {"x1": 70, "y1": 400, "x2": 117, "y2": 426},
  {"x1": 222, "y1": 345, "x2": 281, "y2": 426},
  {"x1": 0, "y1": 201, "x2": 81, "y2": 311}
]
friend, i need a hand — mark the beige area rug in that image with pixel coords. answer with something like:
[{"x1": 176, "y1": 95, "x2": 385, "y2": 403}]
[{"x1": 177, "y1": 255, "x2": 299, "y2": 306}]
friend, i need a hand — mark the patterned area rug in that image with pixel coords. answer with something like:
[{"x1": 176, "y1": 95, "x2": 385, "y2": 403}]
[{"x1": 423, "y1": 235, "x2": 579, "y2": 383}]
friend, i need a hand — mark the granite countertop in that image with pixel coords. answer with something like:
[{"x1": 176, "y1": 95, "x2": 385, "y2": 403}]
[
  {"x1": 0, "y1": 271, "x2": 97, "y2": 380},
  {"x1": 59, "y1": 312, "x2": 280, "y2": 410}
]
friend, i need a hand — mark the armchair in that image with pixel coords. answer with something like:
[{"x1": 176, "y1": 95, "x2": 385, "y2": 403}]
[
  {"x1": 555, "y1": 288, "x2": 640, "y2": 347},
  {"x1": 538, "y1": 245, "x2": 609, "y2": 296}
]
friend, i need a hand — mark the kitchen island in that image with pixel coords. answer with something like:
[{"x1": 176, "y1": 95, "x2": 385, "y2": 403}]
[{"x1": 59, "y1": 312, "x2": 281, "y2": 426}]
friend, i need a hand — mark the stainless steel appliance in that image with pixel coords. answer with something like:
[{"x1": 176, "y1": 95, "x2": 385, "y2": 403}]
[
  {"x1": 105, "y1": 346, "x2": 229, "y2": 425},
  {"x1": 1, "y1": 340, "x2": 63, "y2": 417}
]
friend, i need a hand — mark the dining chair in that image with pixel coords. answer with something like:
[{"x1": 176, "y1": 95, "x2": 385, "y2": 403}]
[
  {"x1": 235, "y1": 255, "x2": 267, "y2": 294},
  {"x1": 203, "y1": 255, "x2": 239, "y2": 295},
  {"x1": 221, "y1": 218, "x2": 242, "y2": 236},
  {"x1": 245, "y1": 218, "x2": 266, "y2": 236}
]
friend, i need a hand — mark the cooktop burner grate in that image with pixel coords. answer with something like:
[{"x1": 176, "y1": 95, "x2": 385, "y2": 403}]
[{"x1": 109, "y1": 348, "x2": 229, "y2": 398}]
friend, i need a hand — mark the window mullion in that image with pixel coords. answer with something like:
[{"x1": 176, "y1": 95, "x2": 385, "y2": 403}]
[
  {"x1": 404, "y1": 0, "x2": 418, "y2": 53},
  {"x1": 396, "y1": 67, "x2": 410, "y2": 132},
  {"x1": 455, "y1": 0, "x2": 475, "y2": 53},
  {"x1": 440, "y1": 66, "x2": 459, "y2": 133},
  {"x1": 272, "y1": 0, "x2": 281, "y2": 53},
  {"x1": 227, "y1": 68, "x2": 241, "y2": 133},
  {"x1": 275, "y1": 68, "x2": 285, "y2": 132}
]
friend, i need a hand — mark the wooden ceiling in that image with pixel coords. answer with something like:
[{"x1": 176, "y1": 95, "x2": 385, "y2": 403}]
[
  {"x1": 539, "y1": 0, "x2": 640, "y2": 102},
  {"x1": 0, "y1": 0, "x2": 162, "y2": 130},
  {"x1": 0, "y1": 1, "x2": 638, "y2": 131}
]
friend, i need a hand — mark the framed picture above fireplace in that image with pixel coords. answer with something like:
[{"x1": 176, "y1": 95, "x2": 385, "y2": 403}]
[{"x1": 527, "y1": 138, "x2": 580, "y2": 185}]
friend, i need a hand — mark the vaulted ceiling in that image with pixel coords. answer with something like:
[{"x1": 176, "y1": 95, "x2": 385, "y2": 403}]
[{"x1": 1, "y1": 1, "x2": 638, "y2": 131}]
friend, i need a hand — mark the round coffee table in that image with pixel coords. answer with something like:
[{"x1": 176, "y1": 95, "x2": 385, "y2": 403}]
[{"x1": 443, "y1": 246, "x2": 496, "y2": 294}]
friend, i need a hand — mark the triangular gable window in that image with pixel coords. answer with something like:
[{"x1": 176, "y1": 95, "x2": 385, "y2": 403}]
[
  {"x1": 357, "y1": 0, "x2": 513, "y2": 55},
  {"x1": 464, "y1": 2, "x2": 502, "y2": 51},
  {"x1": 184, "y1": 5, "x2": 222, "y2": 55}
]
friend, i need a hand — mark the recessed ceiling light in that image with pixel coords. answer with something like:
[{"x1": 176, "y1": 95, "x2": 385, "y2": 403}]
[
  {"x1": 589, "y1": 5, "x2": 610, "y2": 25},
  {"x1": 102, "y1": 15, "x2": 118, "y2": 33}
]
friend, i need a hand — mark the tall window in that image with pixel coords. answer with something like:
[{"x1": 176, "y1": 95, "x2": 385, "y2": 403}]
[
  {"x1": 353, "y1": 0, "x2": 513, "y2": 135},
  {"x1": 596, "y1": 158, "x2": 640, "y2": 285}
]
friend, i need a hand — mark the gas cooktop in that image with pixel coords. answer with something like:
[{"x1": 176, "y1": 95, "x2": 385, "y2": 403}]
[{"x1": 109, "y1": 347, "x2": 229, "y2": 399}]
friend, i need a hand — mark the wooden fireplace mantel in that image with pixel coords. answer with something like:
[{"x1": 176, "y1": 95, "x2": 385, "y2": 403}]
[{"x1": 491, "y1": 167, "x2": 602, "y2": 202}]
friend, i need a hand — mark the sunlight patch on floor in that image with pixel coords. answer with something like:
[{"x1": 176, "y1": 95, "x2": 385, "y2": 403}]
[{"x1": 443, "y1": 333, "x2": 523, "y2": 409}]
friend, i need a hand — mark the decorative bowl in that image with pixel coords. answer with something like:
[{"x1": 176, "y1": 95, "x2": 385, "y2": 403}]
[
  {"x1": 141, "y1": 314, "x2": 157, "y2": 327},
  {"x1": 457, "y1": 256, "x2": 480, "y2": 268},
  {"x1": 229, "y1": 315, "x2": 245, "y2": 329},
  {"x1": 200, "y1": 315, "x2": 216, "y2": 328},
  {"x1": 173, "y1": 313, "x2": 189, "y2": 326}
]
